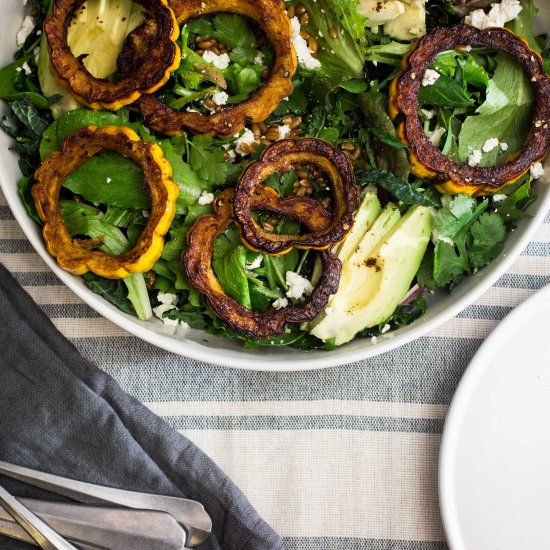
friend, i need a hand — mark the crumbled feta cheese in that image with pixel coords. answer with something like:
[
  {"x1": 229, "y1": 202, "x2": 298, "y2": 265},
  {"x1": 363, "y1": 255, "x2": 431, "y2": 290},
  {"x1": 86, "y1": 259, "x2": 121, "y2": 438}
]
[
  {"x1": 499, "y1": 142, "x2": 509, "y2": 151},
  {"x1": 422, "y1": 69, "x2": 440, "y2": 87},
  {"x1": 272, "y1": 297, "x2": 289, "y2": 310},
  {"x1": 198, "y1": 190, "x2": 215, "y2": 205},
  {"x1": 16, "y1": 62, "x2": 32, "y2": 76},
  {"x1": 106, "y1": 177, "x2": 112, "y2": 183},
  {"x1": 212, "y1": 90, "x2": 228, "y2": 106},
  {"x1": 201, "y1": 50, "x2": 230, "y2": 70},
  {"x1": 235, "y1": 128, "x2": 256, "y2": 155},
  {"x1": 380, "y1": 323, "x2": 391, "y2": 334},
  {"x1": 468, "y1": 149, "x2": 482, "y2": 167},
  {"x1": 246, "y1": 256, "x2": 263, "y2": 270},
  {"x1": 186, "y1": 106, "x2": 200, "y2": 113},
  {"x1": 157, "y1": 292, "x2": 179, "y2": 306},
  {"x1": 278, "y1": 125, "x2": 292, "y2": 139},
  {"x1": 465, "y1": 0, "x2": 522, "y2": 29},
  {"x1": 153, "y1": 292, "x2": 180, "y2": 326},
  {"x1": 421, "y1": 108, "x2": 436, "y2": 120},
  {"x1": 254, "y1": 51, "x2": 265, "y2": 65},
  {"x1": 370, "y1": 336, "x2": 378, "y2": 344},
  {"x1": 530, "y1": 162, "x2": 545, "y2": 179},
  {"x1": 429, "y1": 126, "x2": 446, "y2": 147},
  {"x1": 492, "y1": 194, "x2": 507, "y2": 203},
  {"x1": 482, "y1": 137, "x2": 500, "y2": 153},
  {"x1": 290, "y1": 17, "x2": 321, "y2": 70},
  {"x1": 285, "y1": 271, "x2": 313, "y2": 300},
  {"x1": 17, "y1": 16, "x2": 35, "y2": 48}
]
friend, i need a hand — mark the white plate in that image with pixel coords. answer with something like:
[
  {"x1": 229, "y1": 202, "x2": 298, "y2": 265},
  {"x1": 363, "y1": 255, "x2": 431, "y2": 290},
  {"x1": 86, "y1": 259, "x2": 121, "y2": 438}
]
[
  {"x1": 439, "y1": 284, "x2": 550, "y2": 549},
  {"x1": 1, "y1": 0, "x2": 549, "y2": 370}
]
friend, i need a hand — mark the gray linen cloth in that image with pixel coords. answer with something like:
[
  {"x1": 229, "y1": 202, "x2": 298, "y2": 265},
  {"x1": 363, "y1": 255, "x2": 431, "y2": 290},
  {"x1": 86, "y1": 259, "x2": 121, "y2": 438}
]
[{"x1": 0, "y1": 263, "x2": 283, "y2": 550}]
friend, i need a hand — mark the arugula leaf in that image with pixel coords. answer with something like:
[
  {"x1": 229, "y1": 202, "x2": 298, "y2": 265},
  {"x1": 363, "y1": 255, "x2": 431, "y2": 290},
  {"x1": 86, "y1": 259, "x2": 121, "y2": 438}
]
[
  {"x1": 368, "y1": 128, "x2": 407, "y2": 149},
  {"x1": 506, "y1": 0, "x2": 542, "y2": 56},
  {"x1": 419, "y1": 74, "x2": 474, "y2": 108},
  {"x1": 18, "y1": 177, "x2": 41, "y2": 224},
  {"x1": 300, "y1": 0, "x2": 368, "y2": 79},
  {"x1": 189, "y1": 135, "x2": 230, "y2": 185},
  {"x1": 495, "y1": 178, "x2": 537, "y2": 225},
  {"x1": 212, "y1": 14, "x2": 256, "y2": 53},
  {"x1": 469, "y1": 212, "x2": 507, "y2": 269},
  {"x1": 366, "y1": 41, "x2": 411, "y2": 66},
  {"x1": 458, "y1": 52, "x2": 534, "y2": 166},
  {"x1": 356, "y1": 170, "x2": 438, "y2": 207}
]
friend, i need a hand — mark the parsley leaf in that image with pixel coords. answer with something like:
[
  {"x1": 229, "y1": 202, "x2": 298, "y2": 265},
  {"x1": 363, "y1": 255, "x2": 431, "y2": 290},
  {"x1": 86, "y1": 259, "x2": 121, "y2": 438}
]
[
  {"x1": 212, "y1": 14, "x2": 256, "y2": 66},
  {"x1": 189, "y1": 135, "x2": 230, "y2": 185},
  {"x1": 469, "y1": 212, "x2": 507, "y2": 269}
]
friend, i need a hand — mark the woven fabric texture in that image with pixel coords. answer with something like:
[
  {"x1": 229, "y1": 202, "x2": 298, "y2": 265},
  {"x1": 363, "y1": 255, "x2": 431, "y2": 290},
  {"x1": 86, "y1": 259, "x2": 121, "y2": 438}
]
[{"x1": 1, "y1": 187, "x2": 549, "y2": 549}]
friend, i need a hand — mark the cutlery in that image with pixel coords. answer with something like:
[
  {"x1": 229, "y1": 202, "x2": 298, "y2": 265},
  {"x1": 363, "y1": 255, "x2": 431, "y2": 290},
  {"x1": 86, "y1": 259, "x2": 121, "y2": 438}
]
[
  {"x1": 0, "y1": 460, "x2": 212, "y2": 547},
  {"x1": 0, "y1": 499, "x2": 189, "y2": 550},
  {"x1": 0, "y1": 484, "x2": 77, "y2": 550}
]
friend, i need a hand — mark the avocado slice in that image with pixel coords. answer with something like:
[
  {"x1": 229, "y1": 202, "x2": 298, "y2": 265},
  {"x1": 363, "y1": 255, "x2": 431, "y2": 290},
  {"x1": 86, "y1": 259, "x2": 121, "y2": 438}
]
[
  {"x1": 38, "y1": 0, "x2": 144, "y2": 119},
  {"x1": 309, "y1": 204, "x2": 432, "y2": 345}
]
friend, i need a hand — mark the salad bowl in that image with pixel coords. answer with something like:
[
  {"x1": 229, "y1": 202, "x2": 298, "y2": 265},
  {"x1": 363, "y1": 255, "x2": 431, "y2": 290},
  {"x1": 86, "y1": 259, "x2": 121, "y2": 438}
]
[{"x1": 1, "y1": 0, "x2": 549, "y2": 371}]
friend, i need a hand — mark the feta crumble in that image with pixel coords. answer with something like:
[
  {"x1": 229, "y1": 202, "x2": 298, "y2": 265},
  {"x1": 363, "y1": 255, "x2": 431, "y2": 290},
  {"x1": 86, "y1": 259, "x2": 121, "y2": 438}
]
[
  {"x1": 421, "y1": 108, "x2": 436, "y2": 120},
  {"x1": 380, "y1": 323, "x2": 391, "y2": 334},
  {"x1": 429, "y1": 126, "x2": 446, "y2": 147},
  {"x1": 272, "y1": 297, "x2": 289, "y2": 310},
  {"x1": 106, "y1": 177, "x2": 112, "y2": 183},
  {"x1": 201, "y1": 50, "x2": 230, "y2": 70},
  {"x1": 482, "y1": 137, "x2": 500, "y2": 153},
  {"x1": 212, "y1": 91, "x2": 229, "y2": 106},
  {"x1": 285, "y1": 271, "x2": 313, "y2": 300},
  {"x1": 468, "y1": 149, "x2": 482, "y2": 167},
  {"x1": 153, "y1": 292, "x2": 180, "y2": 327},
  {"x1": 254, "y1": 50, "x2": 265, "y2": 65},
  {"x1": 465, "y1": 0, "x2": 522, "y2": 29},
  {"x1": 290, "y1": 17, "x2": 321, "y2": 70},
  {"x1": 235, "y1": 128, "x2": 256, "y2": 155},
  {"x1": 278, "y1": 125, "x2": 292, "y2": 139},
  {"x1": 499, "y1": 142, "x2": 509, "y2": 151},
  {"x1": 530, "y1": 162, "x2": 545, "y2": 179},
  {"x1": 246, "y1": 256, "x2": 263, "y2": 270},
  {"x1": 198, "y1": 190, "x2": 215, "y2": 205},
  {"x1": 422, "y1": 69, "x2": 440, "y2": 87},
  {"x1": 16, "y1": 62, "x2": 32, "y2": 76},
  {"x1": 17, "y1": 16, "x2": 35, "y2": 48},
  {"x1": 492, "y1": 194, "x2": 507, "y2": 203}
]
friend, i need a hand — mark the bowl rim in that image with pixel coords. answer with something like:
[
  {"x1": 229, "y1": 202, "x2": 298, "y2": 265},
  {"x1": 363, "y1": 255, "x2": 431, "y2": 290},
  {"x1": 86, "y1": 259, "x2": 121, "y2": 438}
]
[{"x1": 1, "y1": 1, "x2": 549, "y2": 371}]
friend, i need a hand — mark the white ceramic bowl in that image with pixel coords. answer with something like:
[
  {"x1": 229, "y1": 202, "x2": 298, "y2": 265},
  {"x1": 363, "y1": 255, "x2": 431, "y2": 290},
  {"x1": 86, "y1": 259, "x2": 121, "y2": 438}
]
[{"x1": 1, "y1": 0, "x2": 549, "y2": 371}]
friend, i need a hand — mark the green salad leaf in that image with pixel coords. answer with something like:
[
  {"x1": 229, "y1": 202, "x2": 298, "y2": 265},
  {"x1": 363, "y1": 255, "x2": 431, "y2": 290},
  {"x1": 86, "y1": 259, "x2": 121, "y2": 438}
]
[
  {"x1": 299, "y1": 0, "x2": 368, "y2": 79},
  {"x1": 457, "y1": 52, "x2": 534, "y2": 166}
]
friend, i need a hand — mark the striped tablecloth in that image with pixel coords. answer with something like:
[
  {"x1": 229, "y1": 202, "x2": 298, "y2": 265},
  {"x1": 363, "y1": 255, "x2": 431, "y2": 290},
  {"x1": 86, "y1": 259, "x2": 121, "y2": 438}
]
[{"x1": 2, "y1": 185, "x2": 549, "y2": 550}]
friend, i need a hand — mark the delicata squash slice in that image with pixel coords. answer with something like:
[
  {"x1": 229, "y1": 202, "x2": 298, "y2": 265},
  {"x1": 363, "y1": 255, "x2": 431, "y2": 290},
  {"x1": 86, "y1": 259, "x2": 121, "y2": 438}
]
[
  {"x1": 183, "y1": 189, "x2": 342, "y2": 338},
  {"x1": 133, "y1": 0, "x2": 297, "y2": 137},
  {"x1": 33, "y1": 125, "x2": 179, "y2": 278},
  {"x1": 44, "y1": 0, "x2": 181, "y2": 110},
  {"x1": 389, "y1": 24, "x2": 550, "y2": 195},
  {"x1": 234, "y1": 139, "x2": 360, "y2": 255}
]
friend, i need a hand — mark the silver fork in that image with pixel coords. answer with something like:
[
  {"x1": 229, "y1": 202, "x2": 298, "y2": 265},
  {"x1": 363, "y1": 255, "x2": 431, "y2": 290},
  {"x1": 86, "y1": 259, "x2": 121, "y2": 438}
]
[{"x1": 0, "y1": 484, "x2": 77, "y2": 550}]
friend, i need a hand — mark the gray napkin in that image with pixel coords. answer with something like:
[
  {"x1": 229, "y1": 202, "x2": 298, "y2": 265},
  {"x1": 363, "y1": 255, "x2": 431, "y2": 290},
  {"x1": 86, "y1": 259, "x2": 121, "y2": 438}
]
[{"x1": 0, "y1": 263, "x2": 283, "y2": 550}]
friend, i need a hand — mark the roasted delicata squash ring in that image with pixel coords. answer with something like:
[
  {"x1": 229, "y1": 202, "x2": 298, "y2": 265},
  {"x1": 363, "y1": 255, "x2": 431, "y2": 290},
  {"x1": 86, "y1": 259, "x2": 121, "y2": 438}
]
[
  {"x1": 33, "y1": 125, "x2": 179, "y2": 278},
  {"x1": 44, "y1": 0, "x2": 180, "y2": 110},
  {"x1": 132, "y1": 0, "x2": 297, "y2": 137},
  {"x1": 234, "y1": 138, "x2": 360, "y2": 255},
  {"x1": 183, "y1": 189, "x2": 341, "y2": 338},
  {"x1": 389, "y1": 24, "x2": 550, "y2": 195}
]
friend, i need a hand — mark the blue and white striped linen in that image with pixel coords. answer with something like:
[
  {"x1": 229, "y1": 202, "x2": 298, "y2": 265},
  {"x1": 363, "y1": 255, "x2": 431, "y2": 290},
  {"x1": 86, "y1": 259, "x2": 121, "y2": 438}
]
[{"x1": 1, "y1": 186, "x2": 549, "y2": 550}]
